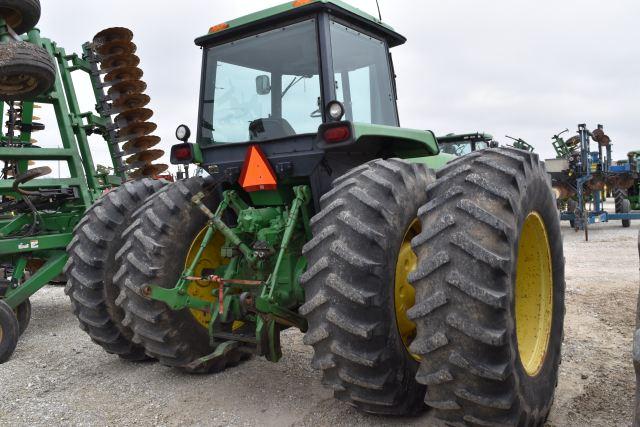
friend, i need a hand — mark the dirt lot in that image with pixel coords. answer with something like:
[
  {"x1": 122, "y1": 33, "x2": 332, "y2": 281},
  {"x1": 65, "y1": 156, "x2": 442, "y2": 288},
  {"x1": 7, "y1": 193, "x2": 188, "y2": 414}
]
[{"x1": 0, "y1": 222, "x2": 637, "y2": 426}]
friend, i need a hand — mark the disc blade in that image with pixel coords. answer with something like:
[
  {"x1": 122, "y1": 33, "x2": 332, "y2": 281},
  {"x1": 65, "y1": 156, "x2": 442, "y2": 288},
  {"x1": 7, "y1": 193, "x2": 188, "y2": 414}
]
[
  {"x1": 100, "y1": 54, "x2": 140, "y2": 71},
  {"x1": 122, "y1": 135, "x2": 161, "y2": 153},
  {"x1": 93, "y1": 27, "x2": 134, "y2": 45},
  {"x1": 117, "y1": 122, "x2": 157, "y2": 141},
  {"x1": 104, "y1": 67, "x2": 143, "y2": 84},
  {"x1": 111, "y1": 94, "x2": 150, "y2": 114},
  {"x1": 126, "y1": 149, "x2": 164, "y2": 164},
  {"x1": 129, "y1": 163, "x2": 169, "y2": 178},
  {"x1": 108, "y1": 80, "x2": 147, "y2": 97},
  {"x1": 114, "y1": 108, "x2": 154, "y2": 128},
  {"x1": 96, "y1": 40, "x2": 137, "y2": 57}
]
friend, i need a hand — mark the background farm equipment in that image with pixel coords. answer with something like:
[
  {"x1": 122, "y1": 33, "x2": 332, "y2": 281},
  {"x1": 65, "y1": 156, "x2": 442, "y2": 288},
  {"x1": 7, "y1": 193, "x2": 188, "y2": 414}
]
[
  {"x1": 0, "y1": 0, "x2": 166, "y2": 363},
  {"x1": 545, "y1": 124, "x2": 640, "y2": 239},
  {"x1": 617, "y1": 150, "x2": 640, "y2": 210},
  {"x1": 64, "y1": 1, "x2": 566, "y2": 425},
  {"x1": 437, "y1": 131, "x2": 496, "y2": 155},
  {"x1": 438, "y1": 132, "x2": 534, "y2": 157}
]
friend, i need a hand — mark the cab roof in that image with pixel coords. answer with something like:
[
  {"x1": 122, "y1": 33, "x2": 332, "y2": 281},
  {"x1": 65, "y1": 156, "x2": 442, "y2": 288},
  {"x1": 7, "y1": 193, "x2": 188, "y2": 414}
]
[{"x1": 195, "y1": 0, "x2": 406, "y2": 48}]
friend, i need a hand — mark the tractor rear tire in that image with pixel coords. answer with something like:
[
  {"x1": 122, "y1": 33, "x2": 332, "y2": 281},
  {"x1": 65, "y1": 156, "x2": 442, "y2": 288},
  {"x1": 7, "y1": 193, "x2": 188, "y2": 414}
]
[
  {"x1": 64, "y1": 178, "x2": 165, "y2": 360},
  {"x1": 15, "y1": 298, "x2": 30, "y2": 336},
  {"x1": 615, "y1": 188, "x2": 631, "y2": 228},
  {"x1": 0, "y1": 299, "x2": 19, "y2": 363},
  {"x1": 301, "y1": 158, "x2": 434, "y2": 415},
  {"x1": 409, "y1": 148, "x2": 565, "y2": 425},
  {"x1": 116, "y1": 177, "x2": 246, "y2": 373},
  {"x1": 0, "y1": 41, "x2": 55, "y2": 102},
  {"x1": 0, "y1": 0, "x2": 40, "y2": 35}
]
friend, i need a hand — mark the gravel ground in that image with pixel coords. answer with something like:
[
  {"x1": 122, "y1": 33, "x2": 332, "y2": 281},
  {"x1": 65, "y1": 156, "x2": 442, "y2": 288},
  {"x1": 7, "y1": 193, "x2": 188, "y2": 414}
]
[{"x1": 0, "y1": 221, "x2": 637, "y2": 426}]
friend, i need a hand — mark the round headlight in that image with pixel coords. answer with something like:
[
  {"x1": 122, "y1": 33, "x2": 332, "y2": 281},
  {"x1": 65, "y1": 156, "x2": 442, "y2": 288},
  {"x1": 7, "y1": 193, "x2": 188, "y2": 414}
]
[
  {"x1": 175, "y1": 124, "x2": 191, "y2": 142},
  {"x1": 326, "y1": 101, "x2": 345, "y2": 121}
]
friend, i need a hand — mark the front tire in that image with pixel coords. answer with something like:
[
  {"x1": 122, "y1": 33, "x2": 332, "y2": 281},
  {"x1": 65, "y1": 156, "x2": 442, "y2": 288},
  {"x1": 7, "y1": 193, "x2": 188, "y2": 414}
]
[
  {"x1": 410, "y1": 148, "x2": 565, "y2": 425},
  {"x1": 301, "y1": 159, "x2": 434, "y2": 415}
]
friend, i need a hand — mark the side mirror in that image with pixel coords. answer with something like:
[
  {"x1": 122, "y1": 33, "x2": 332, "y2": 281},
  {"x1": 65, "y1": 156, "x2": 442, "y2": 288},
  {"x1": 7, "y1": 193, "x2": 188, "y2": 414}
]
[
  {"x1": 256, "y1": 75, "x2": 271, "y2": 95},
  {"x1": 489, "y1": 140, "x2": 499, "y2": 148}
]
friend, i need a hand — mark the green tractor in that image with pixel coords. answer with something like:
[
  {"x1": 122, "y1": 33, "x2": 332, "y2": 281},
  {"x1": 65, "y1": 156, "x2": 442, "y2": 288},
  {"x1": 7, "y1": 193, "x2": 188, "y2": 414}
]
[{"x1": 65, "y1": 1, "x2": 565, "y2": 424}]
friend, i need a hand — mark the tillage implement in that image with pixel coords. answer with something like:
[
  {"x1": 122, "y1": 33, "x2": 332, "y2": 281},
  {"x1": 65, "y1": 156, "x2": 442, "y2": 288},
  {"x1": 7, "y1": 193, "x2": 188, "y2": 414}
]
[
  {"x1": 0, "y1": 0, "x2": 166, "y2": 363},
  {"x1": 546, "y1": 124, "x2": 640, "y2": 238},
  {"x1": 64, "y1": 1, "x2": 566, "y2": 425}
]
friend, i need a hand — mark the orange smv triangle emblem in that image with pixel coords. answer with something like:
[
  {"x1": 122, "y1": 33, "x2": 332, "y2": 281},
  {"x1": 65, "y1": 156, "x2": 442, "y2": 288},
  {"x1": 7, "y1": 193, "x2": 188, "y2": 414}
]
[{"x1": 238, "y1": 145, "x2": 278, "y2": 192}]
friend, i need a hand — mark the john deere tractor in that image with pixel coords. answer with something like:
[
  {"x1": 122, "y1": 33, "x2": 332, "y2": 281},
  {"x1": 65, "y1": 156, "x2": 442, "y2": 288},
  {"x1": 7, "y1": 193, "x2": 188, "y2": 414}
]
[{"x1": 66, "y1": 1, "x2": 565, "y2": 424}]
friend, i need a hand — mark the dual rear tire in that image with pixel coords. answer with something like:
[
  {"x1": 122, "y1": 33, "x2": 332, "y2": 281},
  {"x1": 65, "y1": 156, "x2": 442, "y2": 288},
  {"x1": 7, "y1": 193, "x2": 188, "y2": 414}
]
[
  {"x1": 65, "y1": 179, "x2": 166, "y2": 360},
  {"x1": 303, "y1": 150, "x2": 564, "y2": 423},
  {"x1": 408, "y1": 148, "x2": 564, "y2": 425},
  {"x1": 301, "y1": 159, "x2": 433, "y2": 415}
]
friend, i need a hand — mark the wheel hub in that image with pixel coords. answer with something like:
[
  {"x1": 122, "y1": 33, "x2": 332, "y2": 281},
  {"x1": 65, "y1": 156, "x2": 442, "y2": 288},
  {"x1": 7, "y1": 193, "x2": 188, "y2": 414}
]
[
  {"x1": 0, "y1": 74, "x2": 39, "y2": 96},
  {"x1": 0, "y1": 8, "x2": 21, "y2": 30},
  {"x1": 395, "y1": 219, "x2": 420, "y2": 361},
  {"x1": 184, "y1": 227, "x2": 228, "y2": 328},
  {"x1": 515, "y1": 211, "x2": 553, "y2": 377}
]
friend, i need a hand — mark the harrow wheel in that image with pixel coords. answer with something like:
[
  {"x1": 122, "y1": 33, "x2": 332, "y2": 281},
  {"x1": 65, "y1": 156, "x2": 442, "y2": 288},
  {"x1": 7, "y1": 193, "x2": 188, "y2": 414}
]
[
  {"x1": 0, "y1": 299, "x2": 19, "y2": 363},
  {"x1": 116, "y1": 178, "x2": 247, "y2": 373},
  {"x1": 0, "y1": 41, "x2": 55, "y2": 102},
  {"x1": 65, "y1": 178, "x2": 165, "y2": 360},
  {"x1": 409, "y1": 148, "x2": 565, "y2": 425},
  {"x1": 301, "y1": 159, "x2": 434, "y2": 415},
  {"x1": 15, "y1": 298, "x2": 30, "y2": 336},
  {"x1": 0, "y1": 0, "x2": 40, "y2": 35}
]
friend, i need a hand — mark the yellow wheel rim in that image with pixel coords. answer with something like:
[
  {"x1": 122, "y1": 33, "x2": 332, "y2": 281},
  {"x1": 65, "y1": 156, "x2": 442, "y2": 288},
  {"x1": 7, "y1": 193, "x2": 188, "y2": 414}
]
[
  {"x1": 395, "y1": 219, "x2": 421, "y2": 361},
  {"x1": 184, "y1": 227, "x2": 228, "y2": 329},
  {"x1": 515, "y1": 212, "x2": 553, "y2": 377}
]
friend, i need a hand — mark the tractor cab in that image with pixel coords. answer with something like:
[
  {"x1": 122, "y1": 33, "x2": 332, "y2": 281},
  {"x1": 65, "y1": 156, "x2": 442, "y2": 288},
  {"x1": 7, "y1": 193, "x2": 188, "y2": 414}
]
[
  {"x1": 171, "y1": 0, "x2": 445, "y2": 200},
  {"x1": 195, "y1": 0, "x2": 404, "y2": 144}
]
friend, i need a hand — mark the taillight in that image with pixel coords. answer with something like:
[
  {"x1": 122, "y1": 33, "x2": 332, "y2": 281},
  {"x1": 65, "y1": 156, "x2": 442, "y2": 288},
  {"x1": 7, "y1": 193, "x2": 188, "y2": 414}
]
[
  {"x1": 323, "y1": 125, "x2": 350, "y2": 143},
  {"x1": 171, "y1": 144, "x2": 194, "y2": 164},
  {"x1": 174, "y1": 146, "x2": 191, "y2": 161}
]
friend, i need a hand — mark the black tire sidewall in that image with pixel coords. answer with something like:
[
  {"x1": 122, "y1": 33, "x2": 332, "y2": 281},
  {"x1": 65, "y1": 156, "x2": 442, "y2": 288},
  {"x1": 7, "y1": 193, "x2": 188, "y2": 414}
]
[
  {"x1": 0, "y1": 300, "x2": 19, "y2": 363},
  {"x1": 510, "y1": 173, "x2": 565, "y2": 409},
  {"x1": 0, "y1": 42, "x2": 55, "y2": 102},
  {"x1": 15, "y1": 298, "x2": 30, "y2": 336},
  {"x1": 0, "y1": 0, "x2": 40, "y2": 35}
]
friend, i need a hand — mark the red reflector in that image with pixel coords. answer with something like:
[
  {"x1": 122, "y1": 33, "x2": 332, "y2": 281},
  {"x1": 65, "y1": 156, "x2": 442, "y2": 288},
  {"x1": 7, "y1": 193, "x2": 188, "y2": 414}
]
[
  {"x1": 323, "y1": 126, "x2": 350, "y2": 143},
  {"x1": 174, "y1": 146, "x2": 192, "y2": 160},
  {"x1": 239, "y1": 145, "x2": 278, "y2": 192}
]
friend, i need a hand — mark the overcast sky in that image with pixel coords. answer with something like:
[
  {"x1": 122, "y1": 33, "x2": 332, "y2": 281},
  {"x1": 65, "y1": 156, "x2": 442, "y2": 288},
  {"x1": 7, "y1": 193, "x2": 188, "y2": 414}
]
[{"x1": 31, "y1": 0, "x2": 640, "y2": 175}]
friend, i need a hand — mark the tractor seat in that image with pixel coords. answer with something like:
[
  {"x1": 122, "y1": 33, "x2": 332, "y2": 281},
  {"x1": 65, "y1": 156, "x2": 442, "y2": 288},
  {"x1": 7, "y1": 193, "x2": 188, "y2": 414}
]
[{"x1": 249, "y1": 118, "x2": 296, "y2": 141}]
